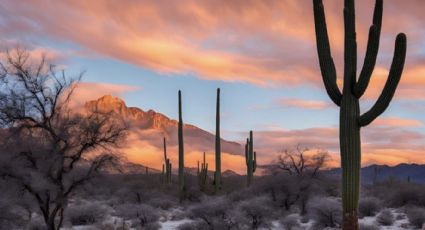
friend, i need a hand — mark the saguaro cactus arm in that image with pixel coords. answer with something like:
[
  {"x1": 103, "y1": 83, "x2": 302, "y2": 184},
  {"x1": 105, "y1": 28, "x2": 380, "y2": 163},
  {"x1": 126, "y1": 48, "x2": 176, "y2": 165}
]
[
  {"x1": 313, "y1": 0, "x2": 342, "y2": 106},
  {"x1": 354, "y1": 0, "x2": 383, "y2": 98},
  {"x1": 358, "y1": 34, "x2": 407, "y2": 127}
]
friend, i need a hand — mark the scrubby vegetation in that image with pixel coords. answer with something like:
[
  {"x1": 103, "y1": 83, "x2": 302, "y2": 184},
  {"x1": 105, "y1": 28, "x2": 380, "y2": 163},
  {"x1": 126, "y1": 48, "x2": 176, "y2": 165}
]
[{"x1": 2, "y1": 164, "x2": 425, "y2": 229}]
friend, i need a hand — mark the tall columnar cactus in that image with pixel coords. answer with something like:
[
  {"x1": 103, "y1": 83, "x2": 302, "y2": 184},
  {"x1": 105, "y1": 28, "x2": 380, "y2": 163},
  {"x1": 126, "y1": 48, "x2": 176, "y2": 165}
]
[
  {"x1": 214, "y1": 88, "x2": 222, "y2": 192},
  {"x1": 245, "y1": 131, "x2": 256, "y2": 187},
  {"x1": 178, "y1": 90, "x2": 185, "y2": 202},
  {"x1": 312, "y1": 0, "x2": 407, "y2": 228},
  {"x1": 162, "y1": 137, "x2": 172, "y2": 184},
  {"x1": 198, "y1": 152, "x2": 208, "y2": 190}
]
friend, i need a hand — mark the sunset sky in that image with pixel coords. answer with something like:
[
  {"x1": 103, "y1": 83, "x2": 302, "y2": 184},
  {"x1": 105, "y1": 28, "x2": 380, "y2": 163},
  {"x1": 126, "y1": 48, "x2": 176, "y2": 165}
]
[{"x1": 1, "y1": 0, "x2": 425, "y2": 170}]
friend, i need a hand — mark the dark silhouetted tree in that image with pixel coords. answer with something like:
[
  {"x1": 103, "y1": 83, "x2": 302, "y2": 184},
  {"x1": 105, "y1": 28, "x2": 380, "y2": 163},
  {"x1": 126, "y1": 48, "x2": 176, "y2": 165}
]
[{"x1": 0, "y1": 48, "x2": 127, "y2": 230}]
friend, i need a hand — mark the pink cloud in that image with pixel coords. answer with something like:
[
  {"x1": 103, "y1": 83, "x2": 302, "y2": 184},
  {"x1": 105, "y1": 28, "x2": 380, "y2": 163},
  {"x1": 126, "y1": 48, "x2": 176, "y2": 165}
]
[
  {"x1": 276, "y1": 98, "x2": 332, "y2": 110},
  {"x1": 69, "y1": 82, "x2": 140, "y2": 107},
  {"x1": 250, "y1": 122, "x2": 425, "y2": 168},
  {"x1": 372, "y1": 117, "x2": 423, "y2": 127},
  {"x1": 2, "y1": 0, "x2": 423, "y2": 93}
]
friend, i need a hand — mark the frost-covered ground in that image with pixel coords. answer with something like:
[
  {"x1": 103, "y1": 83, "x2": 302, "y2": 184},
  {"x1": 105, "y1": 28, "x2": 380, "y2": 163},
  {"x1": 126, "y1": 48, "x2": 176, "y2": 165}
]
[
  {"x1": 358, "y1": 209, "x2": 412, "y2": 230},
  {"x1": 4, "y1": 173, "x2": 425, "y2": 229},
  {"x1": 59, "y1": 207, "x2": 422, "y2": 230}
]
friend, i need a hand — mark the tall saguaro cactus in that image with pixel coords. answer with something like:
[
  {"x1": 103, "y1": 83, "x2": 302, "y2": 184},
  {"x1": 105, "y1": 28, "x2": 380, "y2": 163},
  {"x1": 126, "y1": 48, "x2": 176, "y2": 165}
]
[
  {"x1": 198, "y1": 152, "x2": 208, "y2": 191},
  {"x1": 178, "y1": 90, "x2": 185, "y2": 202},
  {"x1": 312, "y1": 0, "x2": 407, "y2": 229},
  {"x1": 214, "y1": 88, "x2": 222, "y2": 192},
  {"x1": 245, "y1": 131, "x2": 256, "y2": 187},
  {"x1": 162, "y1": 137, "x2": 172, "y2": 184}
]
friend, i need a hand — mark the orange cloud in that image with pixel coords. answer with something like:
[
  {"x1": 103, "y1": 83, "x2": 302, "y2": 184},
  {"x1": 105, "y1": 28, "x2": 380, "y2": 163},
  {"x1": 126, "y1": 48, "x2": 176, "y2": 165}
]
[
  {"x1": 1, "y1": 0, "x2": 424, "y2": 96},
  {"x1": 121, "y1": 128, "x2": 247, "y2": 174},
  {"x1": 252, "y1": 124, "x2": 425, "y2": 170}
]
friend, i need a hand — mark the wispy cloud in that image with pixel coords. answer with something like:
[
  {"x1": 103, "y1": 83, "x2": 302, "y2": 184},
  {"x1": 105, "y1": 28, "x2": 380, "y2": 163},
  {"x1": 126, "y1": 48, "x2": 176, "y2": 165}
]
[
  {"x1": 276, "y1": 98, "x2": 332, "y2": 110},
  {"x1": 2, "y1": 0, "x2": 424, "y2": 93},
  {"x1": 69, "y1": 82, "x2": 141, "y2": 107},
  {"x1": 372, "y1": 117, "x2": 423, "y2": 127},
  {"x1": 251, "y1": 124, "x2": 425, "y2": 168}
]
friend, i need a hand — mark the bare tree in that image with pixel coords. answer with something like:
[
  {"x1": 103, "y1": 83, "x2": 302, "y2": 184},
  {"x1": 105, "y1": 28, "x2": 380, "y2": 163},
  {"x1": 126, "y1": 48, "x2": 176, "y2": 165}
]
[
  {"x1": 275, "y1": 145, "x2": 329, "y2": 178},
  {"x1": 0, "y1": 48, "x2": 127, "y2": 230}
]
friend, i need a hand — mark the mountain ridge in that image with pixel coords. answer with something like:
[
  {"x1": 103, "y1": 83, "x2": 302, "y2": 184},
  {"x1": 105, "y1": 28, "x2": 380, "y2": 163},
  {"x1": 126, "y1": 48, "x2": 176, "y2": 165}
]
[
  {"x1": 326, "y1": 163, "x2": 425, "y2": 184},
  {"x1": 84, "y1": 95, "x2": 244, "y2": 172}
]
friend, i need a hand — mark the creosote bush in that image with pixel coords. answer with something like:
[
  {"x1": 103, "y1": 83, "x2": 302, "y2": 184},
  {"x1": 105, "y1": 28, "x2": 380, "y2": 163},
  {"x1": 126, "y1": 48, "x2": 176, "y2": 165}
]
[
  {"x1": 406, "y1": 206, "x2": 425, "y2": 228},
  {"x1": 66, "y1": 202, "x2": 109, "y2": 226},
  {"x1": 359, "y1": 223, "x2": 380, "y2": 230},
  {"x1": 280, "y1": 214, "x2": 301, "y2": 230},
  {"x1": 359, "y1": 197, "x2": 382, "y2": 217},
  {"x1": 308, "y1": 197, "x2": 342, "y2": 228},
  {"x1": 376, "y1": 209, "x2": 394, "y2": 226}
]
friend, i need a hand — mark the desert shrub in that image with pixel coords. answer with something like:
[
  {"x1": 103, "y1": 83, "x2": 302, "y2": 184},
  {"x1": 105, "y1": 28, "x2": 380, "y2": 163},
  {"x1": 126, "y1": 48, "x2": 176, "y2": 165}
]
[
  {"x1": 178, "y1": 221, "x2": 212, "y2": 230},
  {"x1": 395, "y1": 213, "x2": 405, "y2": 220},
  {"x1": 280, "y1": 214, "x2": 301, "y2": 230},
  {"x1": 308, "y1": 197, "x2": 341, "y2": 229},
  {"x1": 406, "y1": 206, "x2": 425, "y2": 228},
  {"x1": 114, "y1": 203, "x2": 160, "y2": 229},
  {"x1": 390, "y1": 186, "x2": 422, "y2": 207},
  {"x1": 26, "y1": 217, "x2": 46, "y2": 230},
  {"x1": 237, "y1": 196, "x2": 274, "y2": 229},
  {"x1": 359, "y1": 197, "x2": 382, "y2": 217},
  {"x1": 228, "y1": 187, "x2": 255, "y2": 203},
  {"x1": 147, "y1": 195, "x2": 177, "y2": 210},
  {"x1": 187, "y1": 197, "x2": 239, "y2": 230},
  {"x1": 359, "y1": 223, "x2": 380, "y2": 230},
  {"x1": 177, "y1": 222, "x2": 198, "y2": 230},
  {"x1": 376, "y1": 209, "x2": 394, "y2": 226},
  {"x1": 66, "y1": 202, "x2": 108, "y2": 226},
  {"x1": 0, "y1": 209, "x2": 25, "y2": 229}
]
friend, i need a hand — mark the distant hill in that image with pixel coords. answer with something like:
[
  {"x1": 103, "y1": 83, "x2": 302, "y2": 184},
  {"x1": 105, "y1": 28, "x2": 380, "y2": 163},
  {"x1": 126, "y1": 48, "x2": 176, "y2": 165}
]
[
  {"x1": 102, "y1": 160, "x2": 161, "y2": 174},
  {"x1": 85, "y1": 95, "x2": 243, "y2": 156},
  {"x1": 326, "y1": 163, "x2": 425, "y2": 184},
  {"x1": 184, "y1": 168, "x2": 240, "y2": 177},
  {"x1": 84, "y1": 95, "x2": 244, "y2": 172}
]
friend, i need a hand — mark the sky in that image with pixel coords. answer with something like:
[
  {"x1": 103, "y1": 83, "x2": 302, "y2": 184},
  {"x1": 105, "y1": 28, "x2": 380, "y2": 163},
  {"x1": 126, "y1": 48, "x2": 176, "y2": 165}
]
[{"x1": 1, "y1": 0, "x2": 425, "y2": 169}]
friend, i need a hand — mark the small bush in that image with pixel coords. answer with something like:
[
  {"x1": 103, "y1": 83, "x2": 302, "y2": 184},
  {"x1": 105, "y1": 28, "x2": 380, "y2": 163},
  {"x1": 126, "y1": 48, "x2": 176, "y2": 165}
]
[
  {"x1": 359, "y1": 197, "x2": 381, "y2": 217},
  {"x1": 359, "y1": 223, "x2": 380, "y2": 230},
  {"x1": 280, "y1": 214, "x2": 300, "y2": 230},
  {"x1": 188, "y1": 197, "x2": 240, "y2": 229},
  {"x1": 376, "y1": 209, "x2": 394, "y2": 226},
  {"x1": 114, "y1": 203, "x2": 160, "y2": 229},
  {"x1": 147, "y1": 196, "x2": 176, "y2": 210},
  {"x1": 66, "y1": 202, "x2": 108, "y2": 226},
  {"x1": 26, "y1": 217, "x2": 46, "y2": 230},
  {"x1": 237, "y1": 196, "x2": 274, "y2": 229},
  {"x1": 308, "y1": 197, "x2": 342, "y2": 228},
  {"x1": 406, "y1": 206, "x2": 425, "y2": 228},
  {"x1": 177, "y1": 222, "x2": 203, "y2": 230}
]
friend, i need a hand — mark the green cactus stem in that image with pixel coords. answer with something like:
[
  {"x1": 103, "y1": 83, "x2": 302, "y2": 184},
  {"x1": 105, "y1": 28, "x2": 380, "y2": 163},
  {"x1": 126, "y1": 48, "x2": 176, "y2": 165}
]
[
  {"x1": 198, "y1": 152, "x2": 208, "y2": 190},
  {"x1": 162, "y1": 137, "x2": 172, "y2": 184},
  {"x1": 245, "y1": 131, "x2": 256, "y2": 187},
  {"x1": 312, "y1": 0, "x2": 406, "y2": 228},
  {"x1": 215, "y1": 88, "x2": 222, "y2": 192},
  {"x1": 178, "y1": 90, "x2": 185, "y2": 202}
]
